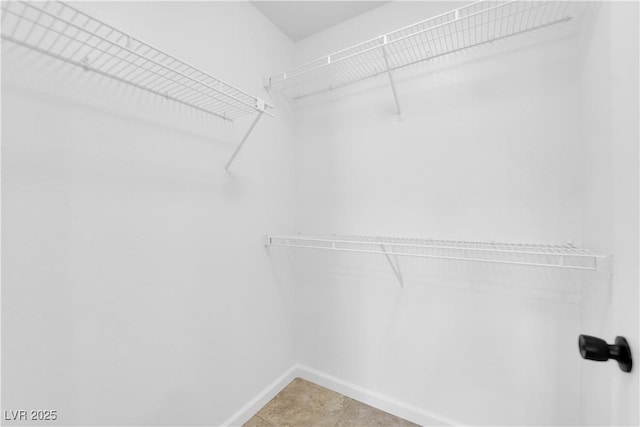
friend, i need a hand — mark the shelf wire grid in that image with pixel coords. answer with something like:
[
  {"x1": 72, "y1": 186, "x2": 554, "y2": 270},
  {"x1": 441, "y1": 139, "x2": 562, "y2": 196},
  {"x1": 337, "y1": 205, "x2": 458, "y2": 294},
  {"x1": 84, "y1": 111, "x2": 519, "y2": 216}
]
[
  {"x1": 266, "y1": 234, "x2": 608, "y2": 271},
  {"x1": 266, "y1": 0, "x2": 584, "y2": 99},
  {"x1": 1, "y1": 0, "x2": 274, "y2": 121}
]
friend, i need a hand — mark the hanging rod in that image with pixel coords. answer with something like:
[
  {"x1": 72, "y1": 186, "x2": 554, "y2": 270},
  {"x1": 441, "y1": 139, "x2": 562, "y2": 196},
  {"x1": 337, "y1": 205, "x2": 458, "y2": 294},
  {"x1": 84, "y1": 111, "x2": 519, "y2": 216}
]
[
  {"x1": 265, "y1": 234, "x2": 611, "y2": 273},
  {"x1": 1, "y1": 0, "x2": 274, "y2": 170},
  {"x1": 265, "y1": 0, "x2": 585, "y2": 103}
]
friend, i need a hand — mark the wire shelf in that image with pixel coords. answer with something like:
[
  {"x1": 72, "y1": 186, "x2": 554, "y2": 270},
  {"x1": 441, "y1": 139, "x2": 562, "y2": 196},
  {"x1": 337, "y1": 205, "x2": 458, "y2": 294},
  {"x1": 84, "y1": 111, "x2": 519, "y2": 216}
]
[
  {"x1": 266, "y1": 0, "x2": 584, "y2": 99},
  {"x1": 2, "y1": 0, "x2": 274, "y2": 121},
  {"x1": 266, "y1": 234, "x2": 609, "y2": 272}
]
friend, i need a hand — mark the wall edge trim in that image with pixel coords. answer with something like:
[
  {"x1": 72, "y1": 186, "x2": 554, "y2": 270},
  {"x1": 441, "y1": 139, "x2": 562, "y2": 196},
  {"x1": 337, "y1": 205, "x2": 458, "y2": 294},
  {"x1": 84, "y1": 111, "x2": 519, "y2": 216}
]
[
  {"x1": 222, "y1": 363, "x2": 466, "y2": 427},
  {"x1": 220, "y1": 364, "x2": 299, "y2": 426},
  {"x1": 295, "y1": 364, "x2": 466, "y2": 427}
]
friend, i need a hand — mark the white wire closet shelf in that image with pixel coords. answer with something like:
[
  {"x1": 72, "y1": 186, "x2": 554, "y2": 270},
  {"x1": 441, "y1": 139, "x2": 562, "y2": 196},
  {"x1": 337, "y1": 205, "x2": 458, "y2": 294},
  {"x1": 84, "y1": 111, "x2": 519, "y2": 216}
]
[
  {"x1": 266, "y1": 234, "x2": 610, "y2": 273},
  {"x1": 1, "y1": 0, "x2": 274, "y2": 171},
  {"x1": 265, "y1": 0, "x2": 585, "y2": 103}
]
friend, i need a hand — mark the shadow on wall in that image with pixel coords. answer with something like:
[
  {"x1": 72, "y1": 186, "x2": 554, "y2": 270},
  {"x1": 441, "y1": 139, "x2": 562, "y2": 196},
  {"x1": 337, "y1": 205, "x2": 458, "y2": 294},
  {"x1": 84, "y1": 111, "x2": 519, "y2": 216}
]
[
  {"x1": 282, "y1": 249, "x2": 596, "y2": 304},
  {"x1": 2, "y1": 44, "x2": 237, "y2": 146},
  {"x1": 286, "y1": 20, "x2": 586, "y2": 119}
]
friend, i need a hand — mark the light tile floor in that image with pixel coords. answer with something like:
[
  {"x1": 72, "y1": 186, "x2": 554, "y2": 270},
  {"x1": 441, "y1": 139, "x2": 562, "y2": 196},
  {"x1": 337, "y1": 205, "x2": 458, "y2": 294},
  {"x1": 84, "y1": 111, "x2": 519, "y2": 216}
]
[{"x1": 243, "y1": 378, "x2": 420, "y2": 427}]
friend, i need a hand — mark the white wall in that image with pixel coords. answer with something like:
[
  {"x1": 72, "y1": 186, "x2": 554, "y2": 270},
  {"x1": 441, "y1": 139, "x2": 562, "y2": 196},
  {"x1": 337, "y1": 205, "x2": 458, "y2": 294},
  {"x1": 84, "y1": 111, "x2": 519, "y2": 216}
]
[
  {"x1": 2, "y1": 2, "x2": 297, "y2": 425},
  {"x1": 279, "y1": 2, "x2": 603, "y2": 425},
  {"x1": 580, "y1": 1, "x2": 639, "y2": 425},
  {"x1": 3, "y1": 1, "x2": 638, "y2": 426}
]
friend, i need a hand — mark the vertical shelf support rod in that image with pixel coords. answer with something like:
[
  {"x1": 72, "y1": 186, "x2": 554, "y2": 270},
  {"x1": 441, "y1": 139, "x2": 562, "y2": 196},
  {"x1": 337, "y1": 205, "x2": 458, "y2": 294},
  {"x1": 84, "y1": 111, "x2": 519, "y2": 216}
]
[
  {"x1": 224, "y1": 105, "x2": 265, "y2": 173},
  {"x1": 380, "y1": 35, "x2": 402, "y2": 117},
  {"x1": 380, "y1": 244, "x2": 404, "y2": 287}
]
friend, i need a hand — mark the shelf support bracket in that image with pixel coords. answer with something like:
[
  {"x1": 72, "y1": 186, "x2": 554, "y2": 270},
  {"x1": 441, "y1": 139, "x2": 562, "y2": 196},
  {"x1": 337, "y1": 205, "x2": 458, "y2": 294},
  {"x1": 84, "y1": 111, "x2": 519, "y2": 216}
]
[
  {"x1": 380, "y1": 244, "x2": 403, "y2": 287},
  {"x1": 224, "y1": 105, "x2": 265, "y2": 173},
  {"x1": 381, "y1": 36, "x2": 402, "y2": 117}
]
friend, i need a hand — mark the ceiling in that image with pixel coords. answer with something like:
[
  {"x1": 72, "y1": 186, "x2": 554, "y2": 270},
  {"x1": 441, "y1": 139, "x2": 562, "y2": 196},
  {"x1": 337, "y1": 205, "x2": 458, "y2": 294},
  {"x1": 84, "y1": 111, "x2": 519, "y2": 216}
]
[{"x1": 251, "y1": 1, "x2": 387, "y2": 41}]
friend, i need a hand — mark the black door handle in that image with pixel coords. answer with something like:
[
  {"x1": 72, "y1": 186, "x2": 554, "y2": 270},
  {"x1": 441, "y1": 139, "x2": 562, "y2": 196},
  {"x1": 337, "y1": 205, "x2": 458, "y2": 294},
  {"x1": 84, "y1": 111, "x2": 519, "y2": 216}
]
[{"x1": 578, "y1": 335, "x2": 632, "y2": 372}]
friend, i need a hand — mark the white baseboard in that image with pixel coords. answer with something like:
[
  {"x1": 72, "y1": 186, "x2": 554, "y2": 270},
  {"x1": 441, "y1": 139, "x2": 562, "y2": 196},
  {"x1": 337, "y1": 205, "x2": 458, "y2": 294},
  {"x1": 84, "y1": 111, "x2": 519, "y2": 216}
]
[
  {"x1": 222, "y1": 363, "x2": 465, "y2": 427},
  {"x1": 294, "y1": 364, "x2": 465, "y2": 427},
  {"x1": 220, "y1": 364, "x2": 298, "y2": 427}
]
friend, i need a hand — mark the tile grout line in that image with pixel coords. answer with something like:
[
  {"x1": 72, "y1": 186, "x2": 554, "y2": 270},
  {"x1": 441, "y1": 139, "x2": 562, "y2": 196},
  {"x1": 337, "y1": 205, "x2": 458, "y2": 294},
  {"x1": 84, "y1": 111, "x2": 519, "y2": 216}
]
[
  {"x1": 332, "y1": 397, "x2": 355, "y2": 427},
  {"x1": 256, "y1": 414, "x2": 273, "y2": 426}
]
